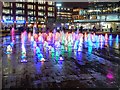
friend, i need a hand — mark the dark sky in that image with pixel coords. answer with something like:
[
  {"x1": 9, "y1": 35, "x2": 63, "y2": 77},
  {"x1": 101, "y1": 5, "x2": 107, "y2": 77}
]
[{"x1": 59, "y1": 2, "x2": 90, "y2": 8}]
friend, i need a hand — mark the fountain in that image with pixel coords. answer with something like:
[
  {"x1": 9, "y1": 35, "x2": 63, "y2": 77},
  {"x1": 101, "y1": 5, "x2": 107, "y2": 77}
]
[
  {"x1": 109, "y1": 34, "x2": 112, "y2": 41},
  {"x1": 11, "y1": 26, "x2": 15, "y2": 43},
  {"x1": 21, "y1": 45, "x2": 27, "y2": 63},
  {"x1": 59, "y1": 55, "x2": 64, "y2": 60},
  {"x1": 88, "y1": 34, "x2": 93, "y2": 46},
  {"x1": 6, "y1": 45, "x2": 12, "y2": 54},
  {"x1": 105, "y1": 33, "x2": 108, "y2": 40}
]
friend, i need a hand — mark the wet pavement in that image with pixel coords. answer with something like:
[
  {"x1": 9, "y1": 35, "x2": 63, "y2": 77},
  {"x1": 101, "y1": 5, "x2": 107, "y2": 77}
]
[{"x1": 1, "y1": 34, "x2": 120, "y2": 89}]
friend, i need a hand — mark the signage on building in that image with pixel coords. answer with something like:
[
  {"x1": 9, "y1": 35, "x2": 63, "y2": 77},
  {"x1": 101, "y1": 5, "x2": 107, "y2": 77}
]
[
  {"x1": 16, "y1": 20, "x2": 26, "y2": 24},
  {"x1": 2, "y1": 20, "x2": 14, "y2": 23}
]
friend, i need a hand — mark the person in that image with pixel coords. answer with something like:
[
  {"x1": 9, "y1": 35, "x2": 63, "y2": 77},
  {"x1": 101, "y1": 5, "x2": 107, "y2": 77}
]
[
  {"x1": 27, "y1": 27, "x2": 30, "y2": 33},
  {"x1": 80, "y1": 26, "x2": 83, "y2": 33},
  {"x1": 110, "y1": 27, "x2": 113, "y2": 33},
  {"x1": 116, "y1": 26, "x2": 118, "y2": 31},
  {"x1": 93, "y1": 26, "x2": 96, "y2": 33},
  {"x1": 5, "y1": 26, "x2": 7, "y2": 31}
]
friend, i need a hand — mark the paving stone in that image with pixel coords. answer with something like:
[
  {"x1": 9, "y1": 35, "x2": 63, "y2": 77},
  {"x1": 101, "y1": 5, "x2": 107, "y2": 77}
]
[{"x1": 91, "y1": 73, "x2": 106, "y2": 81}]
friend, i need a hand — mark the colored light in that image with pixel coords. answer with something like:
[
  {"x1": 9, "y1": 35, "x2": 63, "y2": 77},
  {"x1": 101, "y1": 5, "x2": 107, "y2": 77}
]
[
  {"x1": 16, "y1": 20, "x2": 26, "y2": 24},
  {"x1": 2, "y1": 20, "x2": 14, "y2": 23},
  {"x1": 107, "y1": 73, "x2": 114, "y2": 79},
  {"x1": 59, "y1": 57, "x2": 64, "y2": 60}
]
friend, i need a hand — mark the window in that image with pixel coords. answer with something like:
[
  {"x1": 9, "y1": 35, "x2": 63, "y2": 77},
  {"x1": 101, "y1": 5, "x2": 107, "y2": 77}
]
[
  {"x1": 48, "y1": 12, "x2": 54, "y2": 17},
  {"x1": 28, "y1": 0, "x2": 34, "y2": 2},
  {"x1": 3, "y1": 9, "x2": 11, "y2": 14},
  {"x1": 34, "y1": 5, "x2": 36, "y2": 9},
  {"x1": 67, "y1": 8, "x2": 70, "y2": 10},
  {"x1": 28, "y1": 11, "x2": 34, "y2": 15},
  {"x1": 34, "y1": 11, "x2": 36, "y2": 15},
  {"x1": 38, "y1": 18, "x2": 44, "y2": 21},
  {"x1": 28, "y1": 16, "x2": 35, "y2": 22},
  {"x1": 38, "y1": 12, "x2": 45, "y2": 16},
  {"x1": 16, "y1": 16, "x2": 25, "y2": 20},
  {"x1": 16, "y1": 10, "x2": 24, "y2": 14},
  {"x1": 48, "y1": 1, "x2": 54, "y2": 5},
  {"x1": 108, "y1": 4, "x2": 112, "y2": 6},
  {"x1": 28, "y1": 5, "x2": 33, "y2": 9},
  {"x1": 48, "y1": 7, "x2": 54, "y2": 11},
  {"x1": 3, "y1": 16, "x2": 13, "y2": 20},
  {"x1": 38, "y1": 1, "x2": 46, "y2": 4},
  {"x1": 3, "y1": 2, "x2": 11, "y2": 7},
  {"x1": 38, "y1": 6, "x2": 45, "y2": 10},
  {"x1": 16, "y1": 3, "x2": 24, "y2": 8},
  {"x1": 57, "y1": 7, "x2": 60, "y2": 10}
]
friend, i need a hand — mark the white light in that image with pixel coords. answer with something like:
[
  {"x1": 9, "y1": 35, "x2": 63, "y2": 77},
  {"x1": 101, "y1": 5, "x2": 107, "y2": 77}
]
[
  {"x1": 61, "y1": 23, "x2": 64, "y2": 26},
  {"x1": 57, "y1": 27, "x2": 60, "y2": 30},
  {"x1": 56, "y1": 3, "x2": 62, "y2": 7},
  {"x1": 41, "y1": 22, "x2": 44, "y2": 23}
]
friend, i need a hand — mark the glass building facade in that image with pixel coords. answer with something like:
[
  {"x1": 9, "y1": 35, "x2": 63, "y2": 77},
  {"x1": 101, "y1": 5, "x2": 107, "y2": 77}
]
[{"x1": 73, "y1": 2, "x2": 120, "y2": 31}]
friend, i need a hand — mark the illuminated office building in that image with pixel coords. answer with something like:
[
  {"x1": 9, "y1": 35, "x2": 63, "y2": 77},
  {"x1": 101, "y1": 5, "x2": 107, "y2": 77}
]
[
  {"x1": 56, "y1": 7, "x2": 73, "y2": 23},
  {"x1": 73, "y1": 2, "x2": 120, "y2": 31},
  {"x1": 1, "y1": 1, "x2": 56, "y2": 30}
]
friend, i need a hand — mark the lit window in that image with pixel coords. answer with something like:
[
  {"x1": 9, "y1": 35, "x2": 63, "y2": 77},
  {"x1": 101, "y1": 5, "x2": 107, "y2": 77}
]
[
  {"x1": 28, "y1": 16, "x2": 36, "y2": 22},
  {"x1": 48, "y1": 7, "x2": 54, "y2": 11},
  {"x1": 3, "y1": 2, "x2": 11, "y2": 7},
  {"x1": 108, "y1": 4, "x2": 111, "y2": 6},
  {"x1": 3, "y1": 9, "x2": 11, "y2": 14},
  {"x1": 3, "y1": 16, "x2": 13, "y2": 20},
  {"x1": 28, "y1": 0, "x2": 34, "y2": 2},
  {"x1": 38, "y1": 6, "x2": 45, "y2": 10},
  {"x1": 28, "y1": 11, "x2": 34, "y2": 15},
  {"x1": 38, "y1": 1, "x2": 45, "y2": 4},
  {"x1": 38, "y1": 12, "x2": 45, "y2": 16},
  {"x1": 48, "y1": 12, "x2": 54, "y2": 17},
  {"x1": 16, "y1": 3, "x2": 24, "y2": 8},
  {"x1": 38, "y1": 18, "x2": 44, "y2": 21},
  {"x1": 57, "y1": 7, "x2": 60, "y2": 9},
  {"x1": 28, "y1": 5, "x2": 33, "y2": 9},
  {"x1": 16, "y1": 16, "x2": 25, "y2": 20},
  {"x1": 67, "y1": 8, "x2": 70, "y2": 10},
  {"x1": 16, "y1": 10, "x2": 24, "y2": 14},
  {"x1": 48, "y1": 1, "x2": 54, "y2": 5}
]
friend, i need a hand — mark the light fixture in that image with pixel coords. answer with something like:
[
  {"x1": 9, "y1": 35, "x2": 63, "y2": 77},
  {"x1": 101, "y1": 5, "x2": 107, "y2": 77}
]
[{"x1": 56, "y1": 3, "x2": 62, "y2": 7}]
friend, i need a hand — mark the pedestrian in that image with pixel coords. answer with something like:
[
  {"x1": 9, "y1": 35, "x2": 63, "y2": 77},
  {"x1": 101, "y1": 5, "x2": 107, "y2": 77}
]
[
  {"x1": 110, "y1": 27, "x2": 113, "y2": 33},
  {"x1": 116, "y1": 26, "x2": 118, "y2": 31},
  {"x1": 93, "y1": 26, "x2": 96, "y2": 33},
  {"x1": 80, "y1": 26, "x2": 83, "y2": 33}
]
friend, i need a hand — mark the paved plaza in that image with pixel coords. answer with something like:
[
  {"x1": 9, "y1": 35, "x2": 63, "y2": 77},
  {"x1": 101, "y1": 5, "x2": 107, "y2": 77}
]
[{"x1": 1, "y1": 34, "x2": 120, "y2": 89}]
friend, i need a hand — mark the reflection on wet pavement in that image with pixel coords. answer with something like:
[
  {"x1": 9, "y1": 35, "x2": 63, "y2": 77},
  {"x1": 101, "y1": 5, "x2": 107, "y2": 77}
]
[{"x1": 1, "y1": 33, "x2": 120, "y2": 88}]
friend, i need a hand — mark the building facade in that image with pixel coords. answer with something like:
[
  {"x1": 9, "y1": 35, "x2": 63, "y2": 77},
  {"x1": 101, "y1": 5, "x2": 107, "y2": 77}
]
[
  {"x1": 1, "y1": 1, "x2": 56, "y2": 30},
  {"x1": 73, "y1": 2, "x2": 120, "y2": 31},
  {"x1": 55, "y1": 7, "x2": 73, "y2": 29}
]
